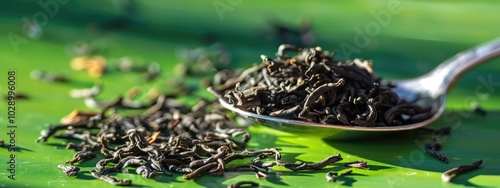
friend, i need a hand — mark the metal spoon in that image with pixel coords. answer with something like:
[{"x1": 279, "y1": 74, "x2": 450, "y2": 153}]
[{"x1": 216, "y1": 39, "x2": 500, "y2": 139}]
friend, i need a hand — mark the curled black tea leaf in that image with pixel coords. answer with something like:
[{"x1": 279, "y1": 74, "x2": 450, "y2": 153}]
[
  {"x1": 57, "y1": 164, "x2": 80, "y2": 177},
  {"x1": 442, "y1": 160, "x2": 482, "y2": 182}
]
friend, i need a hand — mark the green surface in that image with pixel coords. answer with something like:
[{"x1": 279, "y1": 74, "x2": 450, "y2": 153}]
[{"x1": 1, "y1": 0, "x2": 500, "y2": 187}]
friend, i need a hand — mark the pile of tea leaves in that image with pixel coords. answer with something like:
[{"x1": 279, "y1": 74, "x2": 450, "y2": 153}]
[
  {"x1": 38, "y1": 93, "x2": 354, "y2": 186},
  {"x1": 210, "y1": 44, "x2": 433, "y2": 126}
]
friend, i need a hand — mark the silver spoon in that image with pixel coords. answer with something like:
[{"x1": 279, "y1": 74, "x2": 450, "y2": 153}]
[{"x1": 216, "y1": 39, "x2": 500, "y2": 139}]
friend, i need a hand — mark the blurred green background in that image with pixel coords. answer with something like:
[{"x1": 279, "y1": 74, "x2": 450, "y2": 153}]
[{"x1": 1, "y1": 0, "x2": 500, "y2": 187}]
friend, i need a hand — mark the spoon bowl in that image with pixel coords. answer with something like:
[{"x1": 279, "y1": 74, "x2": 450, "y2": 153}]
[
  {"x1": 216, "y1": 39, "x2": 500, "y2": 139},
  {"x1": 219, "y1": 94, "x2": 445, "y2": 139}
]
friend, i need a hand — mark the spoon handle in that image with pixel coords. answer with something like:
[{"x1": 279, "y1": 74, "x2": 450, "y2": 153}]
[{"x1": 427, "y1": 38, "x2": 500, "y2": 94}]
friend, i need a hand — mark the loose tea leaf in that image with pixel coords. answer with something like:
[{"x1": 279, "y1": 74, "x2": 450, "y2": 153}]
[
  {"x1": 90, "y1": 169, "x2": 132, "y2": 186},
  {"x1": 425, "y1": 138, "x2": 449, "y2": 163},
  {"x1": 57, "y1": 164, "x2": 80, "y2": 177},
  {"x1": 280, "y1": 154, "x2": 342, "y2": 171},
  {"x1": 345, "y1": 160, "x2": 369, "y2": 170},
  {"x1": 227, "y1": 181, "x2": 259, "y2": 188},
  {"x1": 325, "y1": 169, "x2": 353, "y2": 182},
  {"x1": 442, "y1": 160, "x2": 483, "y2": 182},
  {"x1": 326, "y1": 171, "x2": 337, "y2": 182}
]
